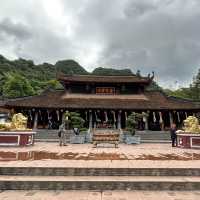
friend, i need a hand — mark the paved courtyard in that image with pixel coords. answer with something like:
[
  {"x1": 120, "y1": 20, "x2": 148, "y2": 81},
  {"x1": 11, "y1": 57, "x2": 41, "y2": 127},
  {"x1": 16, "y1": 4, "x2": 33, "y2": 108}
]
[
  {"x1": 0, "y1": 190, "x2": 199, "y2": 200},
  {"x1": 0, "y1": 142, "x2": 200, "y2": 168}
]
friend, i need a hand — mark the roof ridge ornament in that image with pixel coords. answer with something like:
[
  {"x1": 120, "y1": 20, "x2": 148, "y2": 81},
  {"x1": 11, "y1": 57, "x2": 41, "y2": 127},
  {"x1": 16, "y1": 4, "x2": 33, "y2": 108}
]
[
  {"x1": 150, "y1": 71, "x2": 155, "y2": 80},
  {"x1": 136, "y1": 70, "x2": 141, "y2": 77}
]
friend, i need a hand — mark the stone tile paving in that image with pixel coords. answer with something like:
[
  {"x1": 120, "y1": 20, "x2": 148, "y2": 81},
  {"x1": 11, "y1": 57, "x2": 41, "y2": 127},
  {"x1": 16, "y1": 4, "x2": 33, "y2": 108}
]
[
  {"x1": 0, "y1": 143, "x2": 200, "y2": 168},
  {"x1": 0, "y1": 190, "x2": 199, "y2": 200},
  {"x1": 1, "y1": 143, "x2": 200, "y2": 154}
]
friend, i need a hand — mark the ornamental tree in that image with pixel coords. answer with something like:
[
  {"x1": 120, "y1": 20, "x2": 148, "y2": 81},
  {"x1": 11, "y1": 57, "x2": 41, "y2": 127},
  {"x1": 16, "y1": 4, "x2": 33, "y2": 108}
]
[
  {"x1": 64, "y1": 111, "x2": 85, "y2": 130},
  {"x1": 126, "y1": 112, "x2": 147, "y2": 135}
]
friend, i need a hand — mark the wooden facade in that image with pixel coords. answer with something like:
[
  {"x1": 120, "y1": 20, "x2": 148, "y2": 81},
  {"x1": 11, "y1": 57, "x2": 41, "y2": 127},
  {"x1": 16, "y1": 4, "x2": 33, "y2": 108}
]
[{"x1": 3, "y1": 74, "x2": 200, "y2": 130}]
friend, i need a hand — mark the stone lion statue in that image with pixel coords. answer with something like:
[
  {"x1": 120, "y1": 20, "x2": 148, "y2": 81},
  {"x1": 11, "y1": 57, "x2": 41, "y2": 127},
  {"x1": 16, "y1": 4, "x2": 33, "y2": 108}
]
[
  {"x1": 0, "y1": 113, "x2": 29, "y2": 131},
  {"x1": 183, "y1": 116, "x2": 200, "y2": 134}
]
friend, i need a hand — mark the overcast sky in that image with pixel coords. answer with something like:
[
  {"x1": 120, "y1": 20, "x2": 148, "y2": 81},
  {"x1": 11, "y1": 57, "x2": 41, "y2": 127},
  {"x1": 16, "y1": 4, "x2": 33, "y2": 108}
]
[{"x1": 0, "y1": 0, "x2": 200, "y2": 89}]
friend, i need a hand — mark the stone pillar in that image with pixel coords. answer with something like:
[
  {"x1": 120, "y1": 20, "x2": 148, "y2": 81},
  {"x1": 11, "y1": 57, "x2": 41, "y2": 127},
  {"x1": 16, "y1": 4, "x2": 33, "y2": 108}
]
[
  {"x1": 112, "y1": 111, "x2": 116, "y2": 129},
  {"x1": 33, "y1": 111, "x2": 38, "y2": 129},
  {"x1": 159, "y1": 112, "x2": 164, "y2": 131},
  {"x1": 169, "y1": 111, "x2": 173, "y2": 127},
  {"x1": 124, "y1": 112, "x2": 127, "y2": 129},
  {"x1": 117, "y1": 110, "x2": 122, "y2": 129},
  {"x1": 104, "y1": 111, "x2": 108, "y2": 122},
  {"x1": 143, "y1": 115, "x2": 149, "y2": 130},
  {"x1": 56, "y1": 110, "x2": 60, "y2": 121},
  {"x1": 89, "y1": 110, "x2": 93, "y2": 129},
  {"x1": 153, "y1": 111, "x2": 156, "y2": 123},
  {"x1": 177, "y1": 111, "x2": 180, "y2": 123},
  {"x1": 62, "y1": 111, "x2": 66, "y2": 124},
  {"x1": 185, "y1": 112, "x2": 188, "y2": 119}
]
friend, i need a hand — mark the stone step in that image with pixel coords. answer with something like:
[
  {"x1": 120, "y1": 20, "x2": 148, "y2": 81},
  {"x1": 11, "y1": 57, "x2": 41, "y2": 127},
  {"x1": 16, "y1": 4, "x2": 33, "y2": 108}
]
[
  {"x1": 135, "y1": 133, "x2": 170, "y2": 140},
  {"x1": 1, "y1": 190, "x2": 200, "y2": 199},
  {"x1": 0, "y1": 167, "x2": 200, "y2": 176},
  {"x1": 35, "y1": 139, "x2": 60, "y2": 142},
  {"x1": 35, "y1": 139, "x2": 171, "y2": 143},
  {"x1": 0, "y1": 175, "x2": 199, "y2": 190},
  {"x1": 141, "y1": 140, "x2": 171, "y2": 143},
  {"x1": 35, "y1": 130, "x2": 171, "y2": 141}
]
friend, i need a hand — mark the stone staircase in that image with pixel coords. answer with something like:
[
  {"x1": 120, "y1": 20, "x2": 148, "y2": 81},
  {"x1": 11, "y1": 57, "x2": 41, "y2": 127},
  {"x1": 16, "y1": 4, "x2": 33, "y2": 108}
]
[
  {"x1": 0, "y1": 167, "x2": 199, "y2": 190},
  {"x1": 35, "y1": 129, "x2": 71, "y2": 142},
  {"x1": 35, "y1": 129, "x2": 171, "y2": 143},
  {"x1": 135, "y1": 130, "x2": 171, "y2": 143}
]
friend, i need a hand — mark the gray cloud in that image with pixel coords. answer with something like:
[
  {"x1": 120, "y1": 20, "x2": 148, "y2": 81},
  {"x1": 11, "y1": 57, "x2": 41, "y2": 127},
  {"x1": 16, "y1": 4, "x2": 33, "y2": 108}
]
[
  {"x1": 0, "y1": 0, "x2": 200, "y2": 88},
  {"x1": 0, "y1": 18, "x2": 31, "y2": 40},
  {"x1": 124, "y1": 0, "x2": 157, "y2": 17}
]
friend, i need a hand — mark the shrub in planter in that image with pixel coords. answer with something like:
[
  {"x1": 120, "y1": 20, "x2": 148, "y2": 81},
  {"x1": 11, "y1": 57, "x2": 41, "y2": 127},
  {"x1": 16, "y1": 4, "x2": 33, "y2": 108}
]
[
  {"x1": 126, "y1": 112, "x2": 143, "y2": 135},
  {"x1": 64, "y1": 111, "x2": 85, "y2": 130},
  {"x1": 124, "y1": 112, "x2": 147, "y2": 144},
  {"x1": 63, "y1": 111, "x2": 87, "y2": 143},
  {"x1": 79, "y1": 127, "x2": 88, "y2": 133}
]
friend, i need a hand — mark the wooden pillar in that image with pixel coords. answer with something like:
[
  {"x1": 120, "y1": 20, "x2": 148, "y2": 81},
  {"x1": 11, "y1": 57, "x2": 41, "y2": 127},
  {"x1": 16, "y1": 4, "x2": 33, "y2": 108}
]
[
  {"x1": 89, "y1": 110, "x2": 93, "y2": 129},
  {"x1": 33, "y1": 111, "x2": 38, "y2": 129},
  {"x1": 117, "y1": 110, "x2": 122, "y2": 129}
]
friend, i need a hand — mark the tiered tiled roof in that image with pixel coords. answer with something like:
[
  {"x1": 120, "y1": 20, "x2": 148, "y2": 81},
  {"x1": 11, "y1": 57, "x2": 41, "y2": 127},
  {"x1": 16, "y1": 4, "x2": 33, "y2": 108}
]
[
  {"x1": 58, "y1": 74, "x2": 152, "y2": 84},
  {"x1": 4, "y1": 90, "x2": 200, "y2": 110}
]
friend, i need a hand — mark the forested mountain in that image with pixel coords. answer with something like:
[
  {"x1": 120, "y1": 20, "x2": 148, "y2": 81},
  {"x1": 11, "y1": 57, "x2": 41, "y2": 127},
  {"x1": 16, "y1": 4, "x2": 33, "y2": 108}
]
[
  {"x1": 92, "y1": 67, "x2": 133, "y2": 76},
  {"x1": 0, "y1": 55, "x2": 199, "y2": 101},
  {"x1": 0, "y1": 55, "x2": 139, "y2": 98},
  {"x1": 55, "y1": 60, "x2": 89, "y2": 75}
]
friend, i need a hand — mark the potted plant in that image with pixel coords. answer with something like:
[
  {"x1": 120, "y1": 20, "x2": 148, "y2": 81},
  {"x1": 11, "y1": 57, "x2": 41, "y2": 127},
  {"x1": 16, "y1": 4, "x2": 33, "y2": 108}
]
[
  {"x1": 124, "y1": 112, "x2": 147, "y2": 144},
  {"x1": 64, "y1": 111, "x2": 87, "y2": 144}
]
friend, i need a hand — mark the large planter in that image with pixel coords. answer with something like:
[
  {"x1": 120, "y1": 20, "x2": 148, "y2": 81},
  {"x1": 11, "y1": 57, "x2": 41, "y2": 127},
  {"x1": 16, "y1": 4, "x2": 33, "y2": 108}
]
[
  {"x1": 177, "y1": 133, "x2": 200, "y2": 149},
  {"x1": 0, "y1": 131, "x2": 36, "y2": 146},
  {"x1": 70, "y1": 135, "x2": 85, "y2": 144},
  {"x1": 85, "y1": 132, "x2": 92, "y2": 143},
  {"x1": 124, "y1": 135, "x2": 141, "y2": 144},
  {"x1": 119, "y1": 134, "x2": 125, "y2": 143}
]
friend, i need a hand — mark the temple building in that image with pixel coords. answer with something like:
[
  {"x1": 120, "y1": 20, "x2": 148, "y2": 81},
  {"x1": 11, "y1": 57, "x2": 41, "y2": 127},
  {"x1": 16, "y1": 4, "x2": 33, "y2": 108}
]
[{"x1": 3, "y1": 73, "x2": 200, "y2": 131}]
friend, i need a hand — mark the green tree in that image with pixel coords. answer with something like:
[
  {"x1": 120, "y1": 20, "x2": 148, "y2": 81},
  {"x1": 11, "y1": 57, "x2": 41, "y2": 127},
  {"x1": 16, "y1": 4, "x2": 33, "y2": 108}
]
[
  {"x1": 146, "y1": 81, "x2": 163, "y2": 92},
  {"x1": 3, "y1": 73, "x2": 35, "y2": 98},
  {"x1": 190, "y1": 69, "x2": 200, "y2": 100},
  {"x1": 164, "y1": 69, "x2": 200, "y2": 101},
  {"x1": 165, "y1": 88, "x2": 192, "y2": 99}
]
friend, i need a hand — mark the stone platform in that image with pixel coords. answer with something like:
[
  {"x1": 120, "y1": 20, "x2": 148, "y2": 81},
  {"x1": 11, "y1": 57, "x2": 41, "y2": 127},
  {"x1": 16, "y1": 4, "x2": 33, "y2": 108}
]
[{"x1": 0, "y1": 143, "x2": 199, "y2": 191}]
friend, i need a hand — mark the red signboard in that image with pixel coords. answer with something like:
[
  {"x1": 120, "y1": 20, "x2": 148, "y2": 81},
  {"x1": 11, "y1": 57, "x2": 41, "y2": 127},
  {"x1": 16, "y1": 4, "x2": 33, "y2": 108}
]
[{"x1": 96, "y1": 87, "x2": 115, "y2": 94}]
